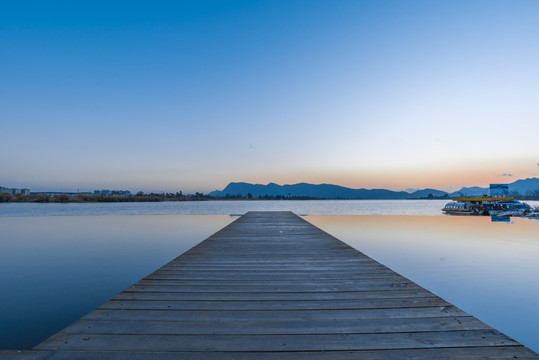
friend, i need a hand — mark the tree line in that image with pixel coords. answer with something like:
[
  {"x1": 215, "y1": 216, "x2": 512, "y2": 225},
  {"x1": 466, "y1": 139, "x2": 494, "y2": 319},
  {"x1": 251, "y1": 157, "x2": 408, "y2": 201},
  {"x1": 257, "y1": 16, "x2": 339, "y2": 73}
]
[
  {"x1": 0, "y1": 191, "x2": 326, "y2": 203},
  {"x1": 509, "y1": 190, "x2": 539, "y2": 200},
  {"x1": 0, "y1": 192, "x2": 209, "y2": 203},
  {"x1": 2, "y1": 190, "x2": 538, "y2": 203}
]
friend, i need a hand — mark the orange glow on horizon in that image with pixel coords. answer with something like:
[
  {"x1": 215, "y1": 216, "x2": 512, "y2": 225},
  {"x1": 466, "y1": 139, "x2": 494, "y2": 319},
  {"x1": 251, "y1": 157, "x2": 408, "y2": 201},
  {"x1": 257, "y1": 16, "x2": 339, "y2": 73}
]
[{"x1": 234, "y1": 158, "x2": 538, "y2": 192}]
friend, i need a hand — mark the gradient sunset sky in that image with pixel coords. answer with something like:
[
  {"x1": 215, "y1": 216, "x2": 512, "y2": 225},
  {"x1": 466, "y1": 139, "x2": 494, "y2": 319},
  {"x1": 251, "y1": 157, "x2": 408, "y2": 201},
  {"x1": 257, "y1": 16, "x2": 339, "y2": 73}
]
[{"x1": 2, "y1": 1, "x2": 538, "y2": 193}]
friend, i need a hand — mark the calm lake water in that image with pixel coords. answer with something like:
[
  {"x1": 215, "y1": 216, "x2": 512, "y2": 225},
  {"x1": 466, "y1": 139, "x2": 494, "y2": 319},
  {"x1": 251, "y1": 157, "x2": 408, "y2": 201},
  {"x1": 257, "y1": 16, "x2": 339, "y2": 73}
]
[
  {"x1": 0, "y1": 199, "x2": 453, "y2": 216},
  {"x1": 1, "y1": 200, "x2": 538, "y2": 352}
]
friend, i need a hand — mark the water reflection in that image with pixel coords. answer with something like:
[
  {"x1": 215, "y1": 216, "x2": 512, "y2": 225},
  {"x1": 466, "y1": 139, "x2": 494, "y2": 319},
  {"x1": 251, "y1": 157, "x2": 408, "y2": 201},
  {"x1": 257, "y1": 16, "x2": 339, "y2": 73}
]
[
  {"x1": 1, "y1": 214, "x2": 538, "y2": 353},
  {"x1": 305, "y1": 215, "x2": 539, "y2": 353},
  {"x1": 0, "y1": 215, "x2": 233, "y2": 350}
]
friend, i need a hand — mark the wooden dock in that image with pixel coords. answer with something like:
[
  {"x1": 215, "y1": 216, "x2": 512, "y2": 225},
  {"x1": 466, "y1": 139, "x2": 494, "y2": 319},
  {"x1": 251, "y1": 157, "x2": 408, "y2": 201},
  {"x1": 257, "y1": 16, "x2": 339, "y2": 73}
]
[{"x1": 5, "y1": 211, "x2": 538, "y2": 359}]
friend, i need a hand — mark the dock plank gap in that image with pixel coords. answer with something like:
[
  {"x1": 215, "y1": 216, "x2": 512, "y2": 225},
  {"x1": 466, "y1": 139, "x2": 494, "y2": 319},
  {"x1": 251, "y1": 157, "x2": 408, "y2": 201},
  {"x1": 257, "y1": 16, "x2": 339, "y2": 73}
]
[{"x1": 4, "y1": 211, "x2": 538, "y2": 359}]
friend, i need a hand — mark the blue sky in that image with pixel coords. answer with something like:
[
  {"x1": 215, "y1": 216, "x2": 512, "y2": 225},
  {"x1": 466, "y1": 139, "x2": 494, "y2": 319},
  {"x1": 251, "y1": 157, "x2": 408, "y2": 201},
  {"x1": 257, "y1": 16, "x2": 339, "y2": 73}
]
[{"x1": 1, "y1": 1, "x2": 538, "y2": 192}]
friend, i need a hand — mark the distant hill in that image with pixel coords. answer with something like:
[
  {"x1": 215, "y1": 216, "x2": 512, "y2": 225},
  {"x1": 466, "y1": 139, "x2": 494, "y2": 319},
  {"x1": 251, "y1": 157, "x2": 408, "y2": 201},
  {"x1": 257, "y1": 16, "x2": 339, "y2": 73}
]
[
  {"x1": 211, "y1": 182, "x2": 429, "y2": 199},
  {"x1": 450, "y1": 177, "x2": 539, "y2": 197},
  {"x1": 408, "y1": 188, "x2": 449, "y2": 199},
  {"x1": 449, "y1": 186, "x2": 488, "y2": 197},
  {"x1": 509, "y1": 177, "x2": 539, "y2": 195},
  {"x1": 210, "y1": 177, "x2": 539, "y2": 199}
]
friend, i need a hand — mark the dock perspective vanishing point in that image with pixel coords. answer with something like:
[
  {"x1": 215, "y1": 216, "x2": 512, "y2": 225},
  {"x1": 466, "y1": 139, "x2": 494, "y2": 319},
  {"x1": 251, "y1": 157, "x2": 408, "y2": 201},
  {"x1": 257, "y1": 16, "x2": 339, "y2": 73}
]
[{"x1": 3, "y1": 211, "x2": 538, "y2": 359}]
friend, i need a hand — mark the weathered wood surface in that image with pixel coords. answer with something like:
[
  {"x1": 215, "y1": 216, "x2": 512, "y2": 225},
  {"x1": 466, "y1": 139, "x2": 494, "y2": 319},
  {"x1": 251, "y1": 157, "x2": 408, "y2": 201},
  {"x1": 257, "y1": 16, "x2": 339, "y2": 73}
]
[{"x1": 4, "y1": 211, "x2": 537, "y2": 359}]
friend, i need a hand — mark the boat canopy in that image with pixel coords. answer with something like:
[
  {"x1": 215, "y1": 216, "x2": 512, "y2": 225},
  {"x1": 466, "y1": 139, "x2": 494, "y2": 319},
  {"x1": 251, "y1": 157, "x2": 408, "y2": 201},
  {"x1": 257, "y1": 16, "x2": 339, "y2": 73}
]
[
  {"x1": 443, "y1": 202, "x2": 472, "y2": 210},
  {"x1": 452, "y1": 196, "x2": 513, "y2": 202}
]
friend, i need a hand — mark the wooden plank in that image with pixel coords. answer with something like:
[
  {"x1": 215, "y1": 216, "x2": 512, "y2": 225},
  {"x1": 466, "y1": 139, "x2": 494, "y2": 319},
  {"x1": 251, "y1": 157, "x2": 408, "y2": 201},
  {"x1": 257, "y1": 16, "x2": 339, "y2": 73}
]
[
  {"x1": 81, "y1": 307, "x2": 470, "y2": 322},
  {"x1": 3, "y1": 348, "x2": 539, "y2": 360},
  {"x1": 145, "y1": 272, "x2": 398, "y2": 280},
  {"x1": 62, "y1": 316, "x2": 490, "y2": 335},
  {"x1": 98, "y1": 297, "x2": 450, "y2": 310},
  {"x1": 163, "y1": 264, "x2": 380, "y2": 269},
  {"x1": 134, "y1": 276, "x2": 410, "y2": 286},
  {"x1": 29, "y1": 211, "x2": 537, "y2": 358},
  {"x1": 122, "y1": 282, "x2": 421, "y2": 292},
  {"x1": 35, "y1": 330, "x2": 521, "y2": 351},
  {"x1": 112, "y1": 289, "x2": 436, "y2": 301}
]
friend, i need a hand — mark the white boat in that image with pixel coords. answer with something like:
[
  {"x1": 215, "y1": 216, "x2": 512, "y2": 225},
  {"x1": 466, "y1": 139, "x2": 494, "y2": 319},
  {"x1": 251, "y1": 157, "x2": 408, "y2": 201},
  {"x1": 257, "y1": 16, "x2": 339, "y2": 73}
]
[
  {"x1": 442, "y1": 201, "x2": 475, "y2": 215},
  {"x1": 442, "y1": 198, "x2": 533, "y2": 216},
  {"x1": 442, "y1": 183, "x2": 535, "y2": 217},
  {"x1": 522, "y1": 206, "x2": 539, "y2": 218}
]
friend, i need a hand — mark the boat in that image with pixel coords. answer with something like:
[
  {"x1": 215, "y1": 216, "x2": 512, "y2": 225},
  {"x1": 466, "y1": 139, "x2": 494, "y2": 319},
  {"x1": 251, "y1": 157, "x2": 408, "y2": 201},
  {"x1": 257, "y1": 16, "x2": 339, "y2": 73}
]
[
  {"x1": 442, "y1": 200, "x2": 475, "y2": 215},
  {"x1": 522, "y1": 206, "x2": 539, "y2": 218},
  {"x1": 442, "y1": 197, "x2": 534, "y2": 216},
  {"x1": 442, "y1": 184, "x2": 535, "y2": 217}
]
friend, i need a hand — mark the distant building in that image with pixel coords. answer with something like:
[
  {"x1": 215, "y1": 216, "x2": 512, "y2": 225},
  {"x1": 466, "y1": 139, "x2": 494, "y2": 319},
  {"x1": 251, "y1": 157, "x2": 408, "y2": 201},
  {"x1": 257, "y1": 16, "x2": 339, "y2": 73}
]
[
  {"x1": 0, "y1": 186, "x2": 30, "y2": 196},
  {"x1": 34, "y1": 192, "x2": 74, "y2": 197},
  {"x1": 1, "y1": 186, "x2": 130, "y2": 197},
  {"x1": 490, "y1": 184, "x2": 509, "y2": 198},
  {"x1": 32, "y1": 191, "x2": 92, "y2": 197},
  {"x1": 93, "y1": 189, "x2": 131, "y2": 196}
]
